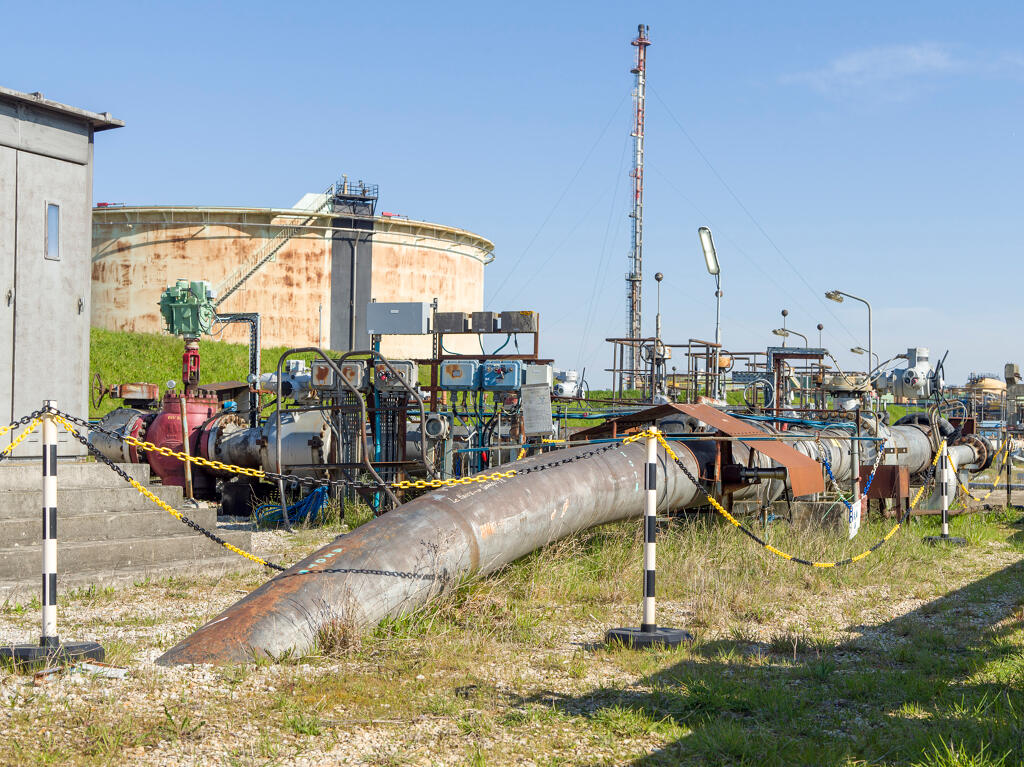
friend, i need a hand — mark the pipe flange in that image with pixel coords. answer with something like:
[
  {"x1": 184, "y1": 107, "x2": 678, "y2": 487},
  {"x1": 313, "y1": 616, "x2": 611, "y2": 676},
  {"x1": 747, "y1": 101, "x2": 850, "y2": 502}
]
[
  {"x1": 955, "y1": 433, "x2": 991, "y2": 470},
  {"x1": 205, "y1": 413, "x2": 248, "y2": 461}
]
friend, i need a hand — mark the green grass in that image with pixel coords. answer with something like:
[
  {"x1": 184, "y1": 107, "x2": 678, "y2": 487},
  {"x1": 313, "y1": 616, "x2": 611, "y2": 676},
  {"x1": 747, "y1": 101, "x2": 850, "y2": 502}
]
[
  {"x1": 88, "y1": 327, "x2": 442, "y2": 419},
  {"x1": 2, "y1": 508, "x2": 1024, "y2": 765}
]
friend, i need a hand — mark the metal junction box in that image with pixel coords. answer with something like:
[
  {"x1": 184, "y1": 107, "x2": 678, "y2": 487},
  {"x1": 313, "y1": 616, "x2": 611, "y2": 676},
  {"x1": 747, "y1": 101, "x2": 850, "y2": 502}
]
[
  {"x1": 434, "y1": 312, "x2": 470, "y2": 334},
  {"x1": 524, "y1": 364, "x2": 553, "y2": 387},
  {"x1": 338, "y1": 360, "x2": 369, "y2": 391},
  {"x1": 471, "y1": 311, "x2": 499, "y2": 333},
  {"x1": 373, "y1": 360, "x2": 417, "y2": 391},
  {"x1": 440, "y1": 360, "x2": 479, "y2": 390},
  {"x1": 366, "y1": 302, "x2": 431, "y2": 335},
  {"x1": 480, "y1": 360, "x2": 522, "y2": 391},
  {"x1": 310, "y1": 359, "x2": 335, "y2": 389},
  {"x1": 500, "y1": 310, "x2": 538, "y2": 333}
]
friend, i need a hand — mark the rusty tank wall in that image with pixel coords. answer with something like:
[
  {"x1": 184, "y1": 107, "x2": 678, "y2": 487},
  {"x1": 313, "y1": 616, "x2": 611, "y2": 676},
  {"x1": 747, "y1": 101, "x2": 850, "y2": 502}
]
[
  {"x1": 91, "y1": 206, "x2": 493, "y2": 356},
  {"x1": 370, "y1": 218, "x2": 488, "y2": 359}
]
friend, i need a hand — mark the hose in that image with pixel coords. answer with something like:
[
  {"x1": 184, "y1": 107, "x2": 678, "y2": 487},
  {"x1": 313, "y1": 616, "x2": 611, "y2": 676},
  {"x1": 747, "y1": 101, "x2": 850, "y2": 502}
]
[{"x1": 254, "y1": 486, "x2": 329, "y2": 527}]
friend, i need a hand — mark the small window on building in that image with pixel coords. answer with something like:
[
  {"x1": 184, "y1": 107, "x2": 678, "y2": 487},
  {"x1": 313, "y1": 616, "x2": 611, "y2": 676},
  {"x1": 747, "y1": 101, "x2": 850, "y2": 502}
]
[{"x1": 45, "y1": 203, "x2": 59, "y2": 261}]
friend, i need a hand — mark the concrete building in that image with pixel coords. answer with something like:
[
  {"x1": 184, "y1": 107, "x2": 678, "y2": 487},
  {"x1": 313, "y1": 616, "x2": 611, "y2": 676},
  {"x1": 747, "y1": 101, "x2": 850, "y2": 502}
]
[
  {"x1": 0, "y1": 87, "x2": 123, "y2": 455},
  {"x1": 91, "y1": 186, "x2": 494, "y2": 359}
]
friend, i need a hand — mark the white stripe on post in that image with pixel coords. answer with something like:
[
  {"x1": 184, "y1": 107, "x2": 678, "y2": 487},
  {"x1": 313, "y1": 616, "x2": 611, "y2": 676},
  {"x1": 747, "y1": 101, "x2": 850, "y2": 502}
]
[
  {"x1": 940, "y1": 443, "x2": 950, "y2": 537},
  {"x1": 641, "y1": 427, "x2": 658, "y2": 632},
  {"x1": 41, "y1": 401, "x2": 58, "y2": 647}
]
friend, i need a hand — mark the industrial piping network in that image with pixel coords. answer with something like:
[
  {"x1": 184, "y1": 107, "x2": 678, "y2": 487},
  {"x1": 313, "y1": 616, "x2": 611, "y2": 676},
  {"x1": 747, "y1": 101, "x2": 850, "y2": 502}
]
[{"x1": 158, "y1": 416, "x2": 994, "y2": 665}]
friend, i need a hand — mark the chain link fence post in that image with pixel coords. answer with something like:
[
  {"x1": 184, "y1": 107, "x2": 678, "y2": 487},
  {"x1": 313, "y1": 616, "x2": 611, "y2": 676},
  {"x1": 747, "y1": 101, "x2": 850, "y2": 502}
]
[{"x1": 606, "y1": 428, "x2": 692, "y2": 649}]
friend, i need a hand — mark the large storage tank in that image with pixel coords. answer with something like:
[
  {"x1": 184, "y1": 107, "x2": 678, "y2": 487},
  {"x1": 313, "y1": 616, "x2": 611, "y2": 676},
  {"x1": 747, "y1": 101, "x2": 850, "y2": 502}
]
[{"x1": 91, "y1": 188, "x2": 493, "y2": 358}]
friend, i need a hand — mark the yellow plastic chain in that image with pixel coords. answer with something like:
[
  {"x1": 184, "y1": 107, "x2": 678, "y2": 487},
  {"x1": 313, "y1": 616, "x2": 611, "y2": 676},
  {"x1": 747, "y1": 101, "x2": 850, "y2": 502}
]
[
  {"x1": 1, "y1": 419, "x2": 40, "y2": 456},
  {"x1": 121, "y1": 434, "x2": 267, "y2": 479},
  {"x1": 54, "y1": 415, "x2": 279, "y2": 570},
  {"x1": 390, "y1": 469, "x2": 517, "y2": 490},
  {"x1": 947, "y1": 438, "x2": 1010, "y2": 503},
  {"x1": 649, "y1": 428, "x2": 945, "y2": 568}
]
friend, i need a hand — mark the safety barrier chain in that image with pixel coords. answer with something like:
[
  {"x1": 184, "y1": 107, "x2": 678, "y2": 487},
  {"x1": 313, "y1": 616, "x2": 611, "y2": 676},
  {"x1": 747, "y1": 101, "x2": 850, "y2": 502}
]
[
  {"x1": 43, "y1": 406, "x2": 948, "y2": 572},
  {"x1": 818, "y1": 435, "x2": 887, "y2": 515},
  {"x1": 53, "y1": 415, "x2": 287, "y2": 572},
  {"x1": 59, "y1": 410, "x2": 547, "y2": 493},
  {"x1": 0, "y1": 410, "x2": 45, "y2": 464},
  {"x1": 46, "y1": 407, "x2": 623, "y2": 572},
  {"x1": 948, "y1": 438, "x2": 1011, "y2": 503},
  {"x1": 649, "y1": 427, "x2": 945, "y2": 568}
]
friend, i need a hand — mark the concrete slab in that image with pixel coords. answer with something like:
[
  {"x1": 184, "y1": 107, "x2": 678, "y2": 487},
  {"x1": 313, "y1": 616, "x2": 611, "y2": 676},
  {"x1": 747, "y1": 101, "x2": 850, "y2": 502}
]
[
  {"x1": 0, "y1": 506, "x2": 219, "y2": 545},
  {"x1": 0, "y1": 461, "x2": 151, "y2": 490},
  {"x1": 0, "y1": 530, "x2": 255, "y2": 582},
  {"x1": 0, "y1": 485, "x2": 184, "y2": 518}
]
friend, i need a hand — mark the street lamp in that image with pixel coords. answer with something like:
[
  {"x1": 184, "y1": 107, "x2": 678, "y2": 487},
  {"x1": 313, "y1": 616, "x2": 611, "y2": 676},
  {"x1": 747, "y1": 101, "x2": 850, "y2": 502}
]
[
  {"x1": 816, "y1": 323, "x2": 824, "y2": 347},
  {"x1": 654, "y1": 272, "x2": 664, "y2": 394},
  {"x1": 850, "y1": 346, "x2": 880, "y2": 372},
  {"x1": 826, "y1": 289, "x2": 872, "y2": 384},
  {"x1": 698, "y1": 227, "x2": 722, "y2": 396},
  {"x1": 773, "y1": 328, "x2": 808, "y2": 348}
]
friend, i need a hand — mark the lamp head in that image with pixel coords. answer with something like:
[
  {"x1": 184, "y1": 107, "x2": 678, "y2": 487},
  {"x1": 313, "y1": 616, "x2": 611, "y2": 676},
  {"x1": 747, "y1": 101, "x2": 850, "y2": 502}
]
[
  {"x1": 850, "y1": 347, "x2": 865, "y2": 355},
  {"x1": 826, "y1": 290, "x2": 844, "y2": 303},
  {"x1": 817, "y1": 323, "x2": 824, "y2": 331},
  {"x1": 772, "y1": 328, "x2": 790, "y2": 338},
  {"x1": 655, "y1": 272, "x2": 663, "y2": 282},
  {"x1": 697, "y1": 227, "x2": 719, "y2": 275}
]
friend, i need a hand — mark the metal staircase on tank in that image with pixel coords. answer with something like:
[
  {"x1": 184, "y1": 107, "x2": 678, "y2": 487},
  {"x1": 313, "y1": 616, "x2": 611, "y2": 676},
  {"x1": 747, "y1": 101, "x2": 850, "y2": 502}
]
[
  {"x1": 0, "y1": 461, "x2": 256, "y2": 599},
  {"x1": 213, "y1": 184, "x2": 336, "y2": 309}
]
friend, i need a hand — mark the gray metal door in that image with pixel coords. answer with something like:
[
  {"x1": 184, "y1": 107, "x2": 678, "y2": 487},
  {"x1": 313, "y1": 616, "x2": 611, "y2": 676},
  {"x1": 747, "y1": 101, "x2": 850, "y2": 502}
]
[
  {"x1": 12, "y1": 151, "x2": 88, "y2": 455},
  {"x1": 0, "y1": 146, "x2": 13, "y2": 442}
]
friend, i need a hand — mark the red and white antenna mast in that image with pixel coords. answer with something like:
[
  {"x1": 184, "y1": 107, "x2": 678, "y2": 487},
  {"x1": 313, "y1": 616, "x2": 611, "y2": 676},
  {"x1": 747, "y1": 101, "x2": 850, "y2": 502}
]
[{"x1": 626, "y1": 23, "x2": 650, "y2": 388}]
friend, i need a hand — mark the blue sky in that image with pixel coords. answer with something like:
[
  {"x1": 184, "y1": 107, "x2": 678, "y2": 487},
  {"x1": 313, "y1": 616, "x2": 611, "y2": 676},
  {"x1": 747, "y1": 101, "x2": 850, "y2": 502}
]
[{"x1": 4, "y1": 1, "x2": 1022, "y2": 385}]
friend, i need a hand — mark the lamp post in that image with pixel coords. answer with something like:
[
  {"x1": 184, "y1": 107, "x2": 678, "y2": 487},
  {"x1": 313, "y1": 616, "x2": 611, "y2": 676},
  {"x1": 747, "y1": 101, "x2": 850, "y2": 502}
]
[
  {"x1": 850, "y1": 346, "x2": 880, "y2": 374},
  {"x1": 698, "y1": 227, "x2": 722, "y2": 397},
  {"x1": 774, "y1": 327, "x2": 808, "y2": 348},
  {"x1": 826, "y1": 290, "x2": 872, "y2": 384},
  {"x1": 655, "y1": 272, "x2": 664, "y2": 395}
]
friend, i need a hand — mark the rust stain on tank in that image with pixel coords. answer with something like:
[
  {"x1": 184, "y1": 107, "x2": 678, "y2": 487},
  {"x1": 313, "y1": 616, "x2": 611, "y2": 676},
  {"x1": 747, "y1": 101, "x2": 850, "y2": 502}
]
[{"x1": 92, "y1": 206, "x2": 492, "y2": 354}]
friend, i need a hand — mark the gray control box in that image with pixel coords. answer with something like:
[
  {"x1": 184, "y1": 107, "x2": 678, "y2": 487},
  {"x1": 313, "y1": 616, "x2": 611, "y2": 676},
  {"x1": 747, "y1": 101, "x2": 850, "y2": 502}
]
[
  {"x1": 471, "y1": 311, "x2": 499, "y2": 333},
  {"x1": 366, "y1": 302, "x2": 431, "y2": 335},
  {"x1": 434, "y1": 312, "x2": 470, "y2": 333},
  {"x1": 500, "y1": 310, "x2": 539, "y2": 333}
]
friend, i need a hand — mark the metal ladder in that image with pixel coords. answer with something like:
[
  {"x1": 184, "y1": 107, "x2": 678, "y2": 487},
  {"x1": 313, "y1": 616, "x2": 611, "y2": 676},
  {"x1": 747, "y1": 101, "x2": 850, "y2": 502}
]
[{"x1": 214, "y1": 184, "x2": 335, "y2": 309}]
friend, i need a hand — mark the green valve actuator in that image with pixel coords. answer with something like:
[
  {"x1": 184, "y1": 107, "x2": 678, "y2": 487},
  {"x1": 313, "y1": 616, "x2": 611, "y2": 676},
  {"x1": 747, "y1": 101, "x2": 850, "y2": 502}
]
[{"x1": 159, "y1": 279, "x2": 216, "y2": 338}]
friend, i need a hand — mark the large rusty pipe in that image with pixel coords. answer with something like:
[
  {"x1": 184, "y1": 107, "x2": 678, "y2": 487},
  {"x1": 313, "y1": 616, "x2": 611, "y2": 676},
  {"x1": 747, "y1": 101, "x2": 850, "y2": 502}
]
[
  {"x1": 158, "y1": 440, "x2": 705, "y2": 665},
  {"x1": 159, "y1": 421, "x2": 989, "y2": 666}
]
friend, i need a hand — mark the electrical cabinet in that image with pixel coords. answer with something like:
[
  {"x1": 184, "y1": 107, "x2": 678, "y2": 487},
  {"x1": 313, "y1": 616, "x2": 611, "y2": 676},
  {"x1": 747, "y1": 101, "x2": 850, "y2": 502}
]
[
  {"x1": 365, "y1": 302, "x2": 431, "y2": 335},
  {"x1": 500, "y1": 310, "x2": 538, "y2": 333},
  {"x1": 434, "y1": 312, "x2": 470, "y2": 333},
  {"x1": 338, "y1": 360, "x2": 369, "y2": 391},
  {"x1": 524, "y1": 364, "x2": 553, "y2": 387},
  {"x1": 440, "y1": 360, "x2": 479, "y2": 390},
  {"x1": 310, "y1": 359, "x2": 335, "y2": 389},
  {"x1": 471, "y1": 311, "x2": 498, "y2": 333},
  {"x1": 480, "y1": 360, "x2": 522, "y2": 391},
  {"x1": 373, "y1": 360, "x2": 417, "y2": 391}
]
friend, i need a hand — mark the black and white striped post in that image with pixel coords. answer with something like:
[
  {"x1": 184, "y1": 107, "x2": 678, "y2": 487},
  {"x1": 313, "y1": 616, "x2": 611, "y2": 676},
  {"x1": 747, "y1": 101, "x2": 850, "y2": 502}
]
[
  {"x1": 41, "y1": 403, "x2": 59, "y2": 648},
  {"x1": 606, "y1": 427, "x2": 692, "y2": 649},
  {"x1": 924, "y1": 441, "x2": 966, "y2": 547},
  {"x1": 0, "y1": 401, "x2": 104, "y2": 666}
]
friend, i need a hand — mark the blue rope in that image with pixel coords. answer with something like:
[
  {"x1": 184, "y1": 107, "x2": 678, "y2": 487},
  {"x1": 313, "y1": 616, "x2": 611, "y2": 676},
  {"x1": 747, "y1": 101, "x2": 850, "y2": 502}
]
[
  {"x1": 255, "y1": 486, "x2": 329, "y2": 527},
  {"x1": 820, "y1": 451, "x2": 880, "y2": 515},
  {"x1": 732, "y1": 413, "x2": 856, "y2": 429}
]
